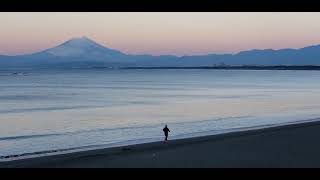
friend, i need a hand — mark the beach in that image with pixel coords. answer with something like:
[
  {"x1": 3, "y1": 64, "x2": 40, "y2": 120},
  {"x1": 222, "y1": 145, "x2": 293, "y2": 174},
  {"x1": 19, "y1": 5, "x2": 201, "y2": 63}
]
[
  {"x1": 2, "y1": 120, "x2": 320, "y2": 168},
  {"x1": 2, "y1": 12, "x2": 320, "y2": 169}
]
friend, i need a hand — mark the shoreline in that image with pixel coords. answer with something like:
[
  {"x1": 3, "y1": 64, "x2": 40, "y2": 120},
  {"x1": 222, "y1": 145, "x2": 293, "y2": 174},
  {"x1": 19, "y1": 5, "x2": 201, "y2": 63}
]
[
  {"x1": 1, "y1": 117, "x2": 319, "y2": 162},
  {"x1": 2, "y1": 119, "x2": 320, "y2": 167}
]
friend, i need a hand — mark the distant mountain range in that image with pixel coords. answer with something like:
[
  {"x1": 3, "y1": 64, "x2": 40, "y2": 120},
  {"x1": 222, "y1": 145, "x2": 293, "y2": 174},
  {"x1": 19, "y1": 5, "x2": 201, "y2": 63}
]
[{"x1": 1, "y1": 36, "x2": 320, "y2": 68}]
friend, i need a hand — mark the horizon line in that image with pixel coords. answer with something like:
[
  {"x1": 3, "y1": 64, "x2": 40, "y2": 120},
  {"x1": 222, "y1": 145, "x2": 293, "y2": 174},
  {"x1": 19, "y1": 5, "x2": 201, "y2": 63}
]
[{"x1": 1, "y1": 36, "x2": 320, "y2": 57}]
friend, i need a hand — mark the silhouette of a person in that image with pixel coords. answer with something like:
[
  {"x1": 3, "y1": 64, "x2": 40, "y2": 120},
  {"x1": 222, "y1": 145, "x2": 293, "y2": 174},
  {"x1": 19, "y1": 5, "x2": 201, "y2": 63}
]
[{"x1": 163, "y1": 125, "x2": 170, "y2": 141}]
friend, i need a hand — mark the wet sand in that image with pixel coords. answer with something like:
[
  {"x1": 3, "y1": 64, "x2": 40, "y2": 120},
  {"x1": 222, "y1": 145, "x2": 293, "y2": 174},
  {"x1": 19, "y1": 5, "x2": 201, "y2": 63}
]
[{"x1": 2, "y1": 120, "x2": 320, "y2": 168}]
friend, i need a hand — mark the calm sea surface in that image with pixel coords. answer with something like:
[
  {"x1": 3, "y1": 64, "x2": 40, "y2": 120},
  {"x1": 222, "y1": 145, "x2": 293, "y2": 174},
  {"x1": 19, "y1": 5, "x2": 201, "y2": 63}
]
[{"x1": 1, "y1": 69, "x2": 320, "y2": 157}]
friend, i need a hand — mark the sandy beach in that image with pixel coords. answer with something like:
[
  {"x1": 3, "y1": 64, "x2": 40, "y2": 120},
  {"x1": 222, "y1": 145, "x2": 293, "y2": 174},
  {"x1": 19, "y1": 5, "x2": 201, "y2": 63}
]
[{"x1": 2, "y1": 120, "x2": 320, "y2": 168}]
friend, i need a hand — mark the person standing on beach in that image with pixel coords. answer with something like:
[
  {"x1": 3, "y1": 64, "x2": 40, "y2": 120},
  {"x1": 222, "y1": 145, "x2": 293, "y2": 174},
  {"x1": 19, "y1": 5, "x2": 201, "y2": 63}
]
[{"x1": 163, "y1": 125, "x2": 170, "y2": 141}]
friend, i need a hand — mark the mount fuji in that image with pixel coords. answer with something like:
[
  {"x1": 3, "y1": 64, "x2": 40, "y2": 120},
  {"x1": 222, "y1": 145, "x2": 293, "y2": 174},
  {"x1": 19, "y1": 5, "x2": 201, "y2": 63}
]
[
  {"x1": 1, "y1": 36, "x2": 320, "y2": 68},
  {"x1": 34, "y1": 36, "x2": 125, "y2": 59}
]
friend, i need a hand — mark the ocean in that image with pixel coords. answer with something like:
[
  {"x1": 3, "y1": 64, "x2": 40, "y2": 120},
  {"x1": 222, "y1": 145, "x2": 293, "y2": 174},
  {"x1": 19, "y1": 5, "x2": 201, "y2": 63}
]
[{"x1": 1, "y1": 68, "x2": 320, "y2": 159}]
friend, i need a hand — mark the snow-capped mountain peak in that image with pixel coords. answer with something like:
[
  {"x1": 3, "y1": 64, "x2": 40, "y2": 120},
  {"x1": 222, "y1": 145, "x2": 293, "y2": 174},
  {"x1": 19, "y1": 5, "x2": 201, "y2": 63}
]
[
  {"x1": 43, "y1": 36, "x2": 124, "y2": 58},
  {"x1": 61, "y1": 36, "x2": 100, "y2": 47}
]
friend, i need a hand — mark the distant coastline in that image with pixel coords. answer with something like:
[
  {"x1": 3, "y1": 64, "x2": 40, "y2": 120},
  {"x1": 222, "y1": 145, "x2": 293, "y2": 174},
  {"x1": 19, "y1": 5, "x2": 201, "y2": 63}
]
[
  {"x1": 121, "y1": 65, "x2": 320, "y2": 70},
  {"x1": 2, "y1": 37, "x2": 320, "y2": 68},
  {"x1": 3, "y1": 65, "x2": 320, "y2": 71}
]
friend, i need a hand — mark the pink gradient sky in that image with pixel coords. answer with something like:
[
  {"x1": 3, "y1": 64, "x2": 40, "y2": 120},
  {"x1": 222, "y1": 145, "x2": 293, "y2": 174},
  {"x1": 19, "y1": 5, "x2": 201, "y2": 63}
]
[{"x1": 1, "y1": 12, "x2": 320, "y2": 56}]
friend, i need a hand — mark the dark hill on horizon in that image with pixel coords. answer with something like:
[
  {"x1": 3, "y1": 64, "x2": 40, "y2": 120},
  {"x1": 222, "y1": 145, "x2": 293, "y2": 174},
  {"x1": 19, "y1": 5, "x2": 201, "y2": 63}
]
[{"x1": 1, "y1": 37, "x2": 320, "y2": 68}]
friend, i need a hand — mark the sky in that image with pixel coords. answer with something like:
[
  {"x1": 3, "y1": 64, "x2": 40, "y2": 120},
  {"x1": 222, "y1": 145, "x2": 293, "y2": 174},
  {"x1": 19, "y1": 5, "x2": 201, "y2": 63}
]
[{"x1": 1, "y1": 12, "x2": 320, "y2": 56}]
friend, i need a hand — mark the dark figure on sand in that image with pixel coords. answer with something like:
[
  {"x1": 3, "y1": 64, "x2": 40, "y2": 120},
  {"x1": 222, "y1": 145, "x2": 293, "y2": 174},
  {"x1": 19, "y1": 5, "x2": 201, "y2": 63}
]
[{"x1": 163, "y1": 125, "x2": 170, "y2": 141}]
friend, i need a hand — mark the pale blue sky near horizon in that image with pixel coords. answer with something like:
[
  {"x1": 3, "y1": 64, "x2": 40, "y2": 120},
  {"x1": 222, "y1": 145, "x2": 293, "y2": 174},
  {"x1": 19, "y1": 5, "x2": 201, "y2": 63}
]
[{"x1": 1, "y1": 12, "x2": 320, "y2": 56}]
